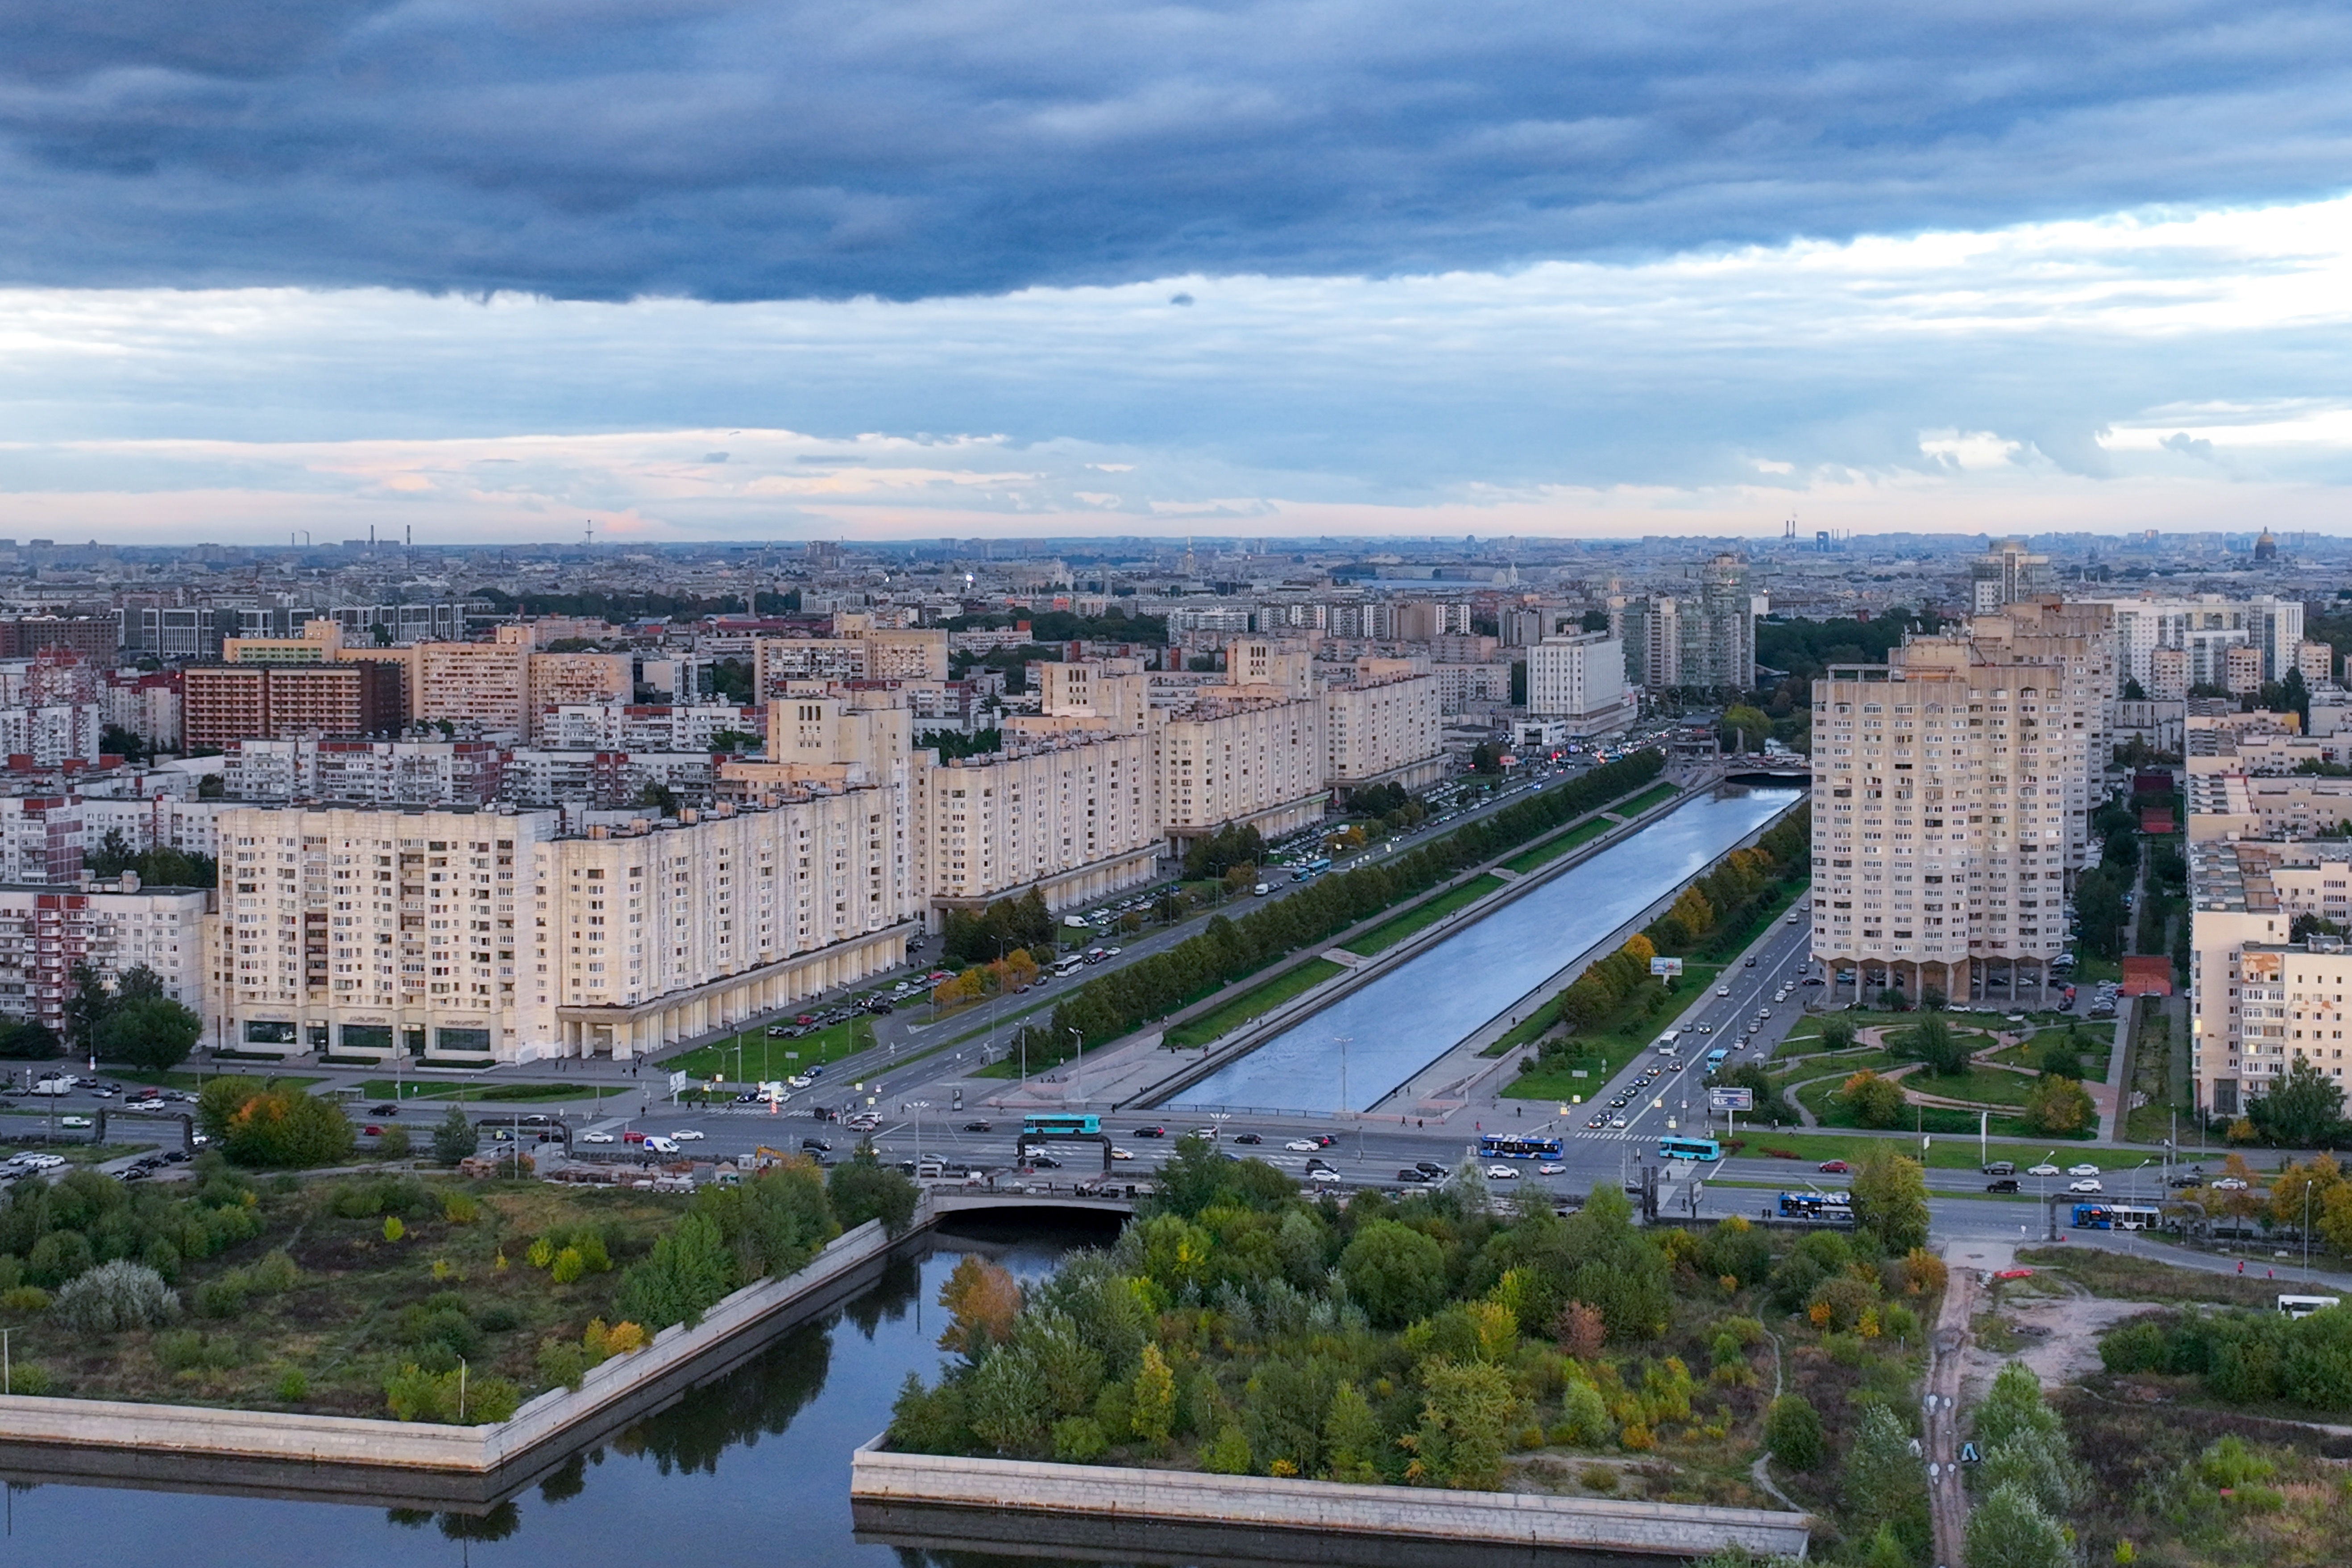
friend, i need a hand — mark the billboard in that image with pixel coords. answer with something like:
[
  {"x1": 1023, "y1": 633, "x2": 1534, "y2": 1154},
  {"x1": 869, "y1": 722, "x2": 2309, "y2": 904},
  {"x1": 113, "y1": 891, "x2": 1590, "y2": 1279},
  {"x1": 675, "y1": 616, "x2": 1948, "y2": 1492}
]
[
  {"x1": 1648, "y1": 956, "x2": 1684, "y2": 978},
  {"x1": 1708, "y1": 1088, "x2": 1755, "y2": 1111}
]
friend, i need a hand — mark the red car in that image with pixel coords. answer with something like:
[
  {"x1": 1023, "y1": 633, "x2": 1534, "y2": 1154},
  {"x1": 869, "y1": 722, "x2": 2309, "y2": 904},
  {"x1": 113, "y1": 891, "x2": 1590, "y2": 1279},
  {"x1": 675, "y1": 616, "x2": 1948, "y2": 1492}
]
[
  {"x1": 622, "y1": 1130, "x2": 647, "y2": 1145},
  {"x1": 362, "y1": 1125, "x2": 384, "y2": 1137},
  {"x1": 1818, "y1": 1159, "x2": 1850, "y2": 1174}
]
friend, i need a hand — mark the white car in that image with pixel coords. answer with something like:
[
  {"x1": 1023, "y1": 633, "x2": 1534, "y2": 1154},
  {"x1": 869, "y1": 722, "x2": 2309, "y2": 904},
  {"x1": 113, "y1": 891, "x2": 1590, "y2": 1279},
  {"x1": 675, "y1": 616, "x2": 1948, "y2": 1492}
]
[
  {"x1": 2211, "y1": 1176, "x2": 2250, "y2": 1191},
  {"x1": 787, "y1": 1075, "x2": 812, "y2": 1089},
  {"x1": 1110, "y1": 1147, "x2": 1136, "y2": 1161},
  {"x1": 1716, "y1": 985, "x2": 1732, "y2": 996},
  {"x1": 11, "y1": 1153, "x2": 64, "y2": 1171},
  {"x1": 1609, "y1": 1116, "x2": 1629, "y2": 1128},
  {"x1": 672, "y1": 1129, "x2": 705, "y2": 1141},
  {"x1": 2069, "y1": 1178, "x2": 2103, "y2": 1194},
  {"x1": 1485, "y1": 1165, "x2": 1521, "y2": 1180},
  {"x1": 2067, "y1": 1163, "x2": 2101, "y2": 1177},
  {"x1": 581, "y1": 1131, "x2": 616, "y2": 1144},
  {"x1": 1307, "y1": 1168, "x2": 1342, "y2": 1184},
  {"x1": 60, "y1": 1115, "x2": 91, "y2": 1128},
  {"x1": 1538, "y1": 1162, "x2": 1566, "y2": 1174},
  {"x1": 2028, "y1": 1162, "x2": 2060, "y2": 1176},
  {"x1": 1285, "y1": 1139, "x2": 1319, "y2": 1152}
]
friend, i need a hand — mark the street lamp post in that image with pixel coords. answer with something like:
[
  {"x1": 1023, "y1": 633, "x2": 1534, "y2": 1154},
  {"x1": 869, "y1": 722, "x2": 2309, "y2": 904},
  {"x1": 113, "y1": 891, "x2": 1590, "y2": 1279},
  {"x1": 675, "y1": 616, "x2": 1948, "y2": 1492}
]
[{"x1": 1068, "y1": 1029, "x2": 1083, "y2": 1100}]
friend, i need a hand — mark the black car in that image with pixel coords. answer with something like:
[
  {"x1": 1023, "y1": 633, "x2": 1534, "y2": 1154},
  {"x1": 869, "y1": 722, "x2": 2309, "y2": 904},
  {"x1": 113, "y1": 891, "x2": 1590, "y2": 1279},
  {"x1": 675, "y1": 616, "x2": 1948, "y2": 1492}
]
[
  {"x1": 1985, "y1": 1178, "x2": 2020, "y2": 1193},
  {"x1": 1396, "y1": 1168, "x2": 1432, "y2": 1183},
  {"x1": 1132, "y1": 1125, "x2": 1168, "y2": 1138},
  {"x1": 802, "y1": 1137, "x2": 833, "y2": 1153},
  {"x1": 1232, "y1": 1132, "x2": 1263, "y2": 1145},
  {"x1": 369, "y1": 1103, "x2": 401, "y2": 1116},
  {"x1": 961, "y1": 1120, "x2": 993, "y2": 1133},
  {"x1": 1414, "y1": 1160, "x2": 1446, "y2": 1178},
  {"x1": 1025, "y1": 1153, "x2": 1064, "y2": 1169}
]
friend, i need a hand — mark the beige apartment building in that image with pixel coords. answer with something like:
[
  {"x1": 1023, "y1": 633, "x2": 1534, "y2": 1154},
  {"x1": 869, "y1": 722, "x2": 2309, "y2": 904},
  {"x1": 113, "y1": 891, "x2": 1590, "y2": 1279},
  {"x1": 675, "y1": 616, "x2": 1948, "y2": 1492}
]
[
  {"x1": 912, "y1": 731, "x2": 1159, "y2": 917},
  {"x1": 0, "y1": 874, "x2": 209, "y2": 1036},
  {"x1": 526, "y1": 652, "x2": 633, "y2": 738},
  {"x1": 1323, "y1": 661, "x2": 1446, "y2": 792},
  {"x1": 2189, "y1": 837, "x2": 2352, "y2": 1116},
  {"x1": 1810, "y1": 622, "x2": 2090, "y2": 1006},
  {"x1": 1154, "y1": 693, "x2": 1328, "y2": 843},
  {"x1": 206, "y1": 793, "x2": 912, "y2": 1065},
  {"x1": 415, "y1": 629, "x2": 533, "y2": 730}
]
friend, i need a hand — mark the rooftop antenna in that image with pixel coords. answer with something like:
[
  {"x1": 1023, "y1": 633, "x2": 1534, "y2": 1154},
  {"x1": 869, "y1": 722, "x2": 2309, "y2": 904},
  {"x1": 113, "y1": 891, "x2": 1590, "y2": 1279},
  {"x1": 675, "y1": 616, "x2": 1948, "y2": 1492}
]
[{"x1": 584, "y1": 518, "x2": 594, "y2": 550}]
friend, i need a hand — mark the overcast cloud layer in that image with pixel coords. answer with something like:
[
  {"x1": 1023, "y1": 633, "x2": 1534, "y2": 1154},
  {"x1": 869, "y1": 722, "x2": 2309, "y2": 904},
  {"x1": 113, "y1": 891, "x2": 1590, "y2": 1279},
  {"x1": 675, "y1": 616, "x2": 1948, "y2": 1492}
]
[
  {"x1": 4, "y1": 194, "x2": 2352, "y2": 541},
  {"x1": 5, "y1": 0, "x2": 2352, "y2": 299}
]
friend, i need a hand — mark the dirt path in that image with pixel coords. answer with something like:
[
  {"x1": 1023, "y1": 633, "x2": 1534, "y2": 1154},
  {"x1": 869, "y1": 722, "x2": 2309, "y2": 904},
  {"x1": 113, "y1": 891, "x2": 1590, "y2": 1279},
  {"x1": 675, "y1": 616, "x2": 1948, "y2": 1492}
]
[{"x1": 1925, "y1": 1248, "x2": 1980, "y2": 1568}]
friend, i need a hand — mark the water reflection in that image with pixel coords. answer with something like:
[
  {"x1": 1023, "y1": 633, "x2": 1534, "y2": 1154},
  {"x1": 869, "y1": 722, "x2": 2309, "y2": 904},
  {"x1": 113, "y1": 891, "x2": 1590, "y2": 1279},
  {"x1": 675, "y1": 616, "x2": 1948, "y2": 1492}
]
[
  {"x1": 1174, "y1": 784, "x2": 1804, "y2": 1113},
  {"x1": 0, "y1": 1229, "x2": 1084, "y2": 1568}
]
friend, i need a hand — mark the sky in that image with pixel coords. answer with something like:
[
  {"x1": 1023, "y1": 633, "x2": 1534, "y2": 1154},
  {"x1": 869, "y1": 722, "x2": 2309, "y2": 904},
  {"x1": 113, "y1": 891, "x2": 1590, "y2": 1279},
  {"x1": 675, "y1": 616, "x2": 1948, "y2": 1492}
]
[{"x1": 4, "y1": 0, "x2": 2352, "y2": 544}]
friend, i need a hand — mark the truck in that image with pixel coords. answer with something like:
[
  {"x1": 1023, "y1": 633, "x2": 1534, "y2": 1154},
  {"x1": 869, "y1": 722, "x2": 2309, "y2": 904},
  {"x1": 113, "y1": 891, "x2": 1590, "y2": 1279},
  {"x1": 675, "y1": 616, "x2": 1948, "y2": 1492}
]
[{"x1": 26, "y1": 1076, "x2": 73, "y2": 1097}]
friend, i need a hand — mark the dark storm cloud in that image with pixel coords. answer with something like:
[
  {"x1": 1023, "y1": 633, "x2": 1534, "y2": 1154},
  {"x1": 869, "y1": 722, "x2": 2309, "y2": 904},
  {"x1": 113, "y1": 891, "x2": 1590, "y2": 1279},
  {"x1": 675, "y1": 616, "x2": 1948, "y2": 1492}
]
[{"x1": 0, "y1": 0, "x2": 2349, "y2": 299}]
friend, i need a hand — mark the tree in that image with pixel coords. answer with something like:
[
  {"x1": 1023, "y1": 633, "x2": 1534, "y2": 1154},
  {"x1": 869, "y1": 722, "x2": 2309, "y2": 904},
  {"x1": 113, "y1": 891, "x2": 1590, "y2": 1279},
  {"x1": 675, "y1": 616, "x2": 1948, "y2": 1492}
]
[
  {"x1": 937, "y1": 1255, "x2": 1024, "y2": 1357},
  {"x1": 199, "y1": 1079, "x2": 357, "y2": 1167},
  {"x1": 1338, "y1": 1220, "x2": 1446, "y2": 1328},
  {"x1": 614, "y1": 1209, "x2": 739, "y2": 1329},
  {"x1": 1964, "y1": 1481, "x2": 2072, "y2": 1568},
  {"x1": 2248, "y1": 1055, "x2": 2348, "y2": 1148},
  {"x1": 2037, "y1": 1037, "x2": 2085, "y2": 1082},
  {"x1": 827, "y1": 1158, "x2": 918, "y2": 1236},
  {"x1": 430, "y1": 1105, "x2": 479, "y2": 1164},
  {"x1": 2022, "y1": 1074, "x2": 2094, "y2": 1136},
  {"x1": 1130, "y1": 1341, "x2": 1176, "y2": 1445},
  {"x1": 1840, "y1": 1070, "x2": 1907, "y2": 1129},
  {"x1": 0, "y1": 1019, "x2": 61, "y2": 1059},
  {"x1": 1819, "y1": 1015, "x2": 1858, "y2": 1052},
  {"x1": 2073, "y1": 866, "x2": 2128, "y2": 958},
  {"x1": 1410, "y1": 1357, "x2": 1523, "y2": 1489},
  {"x1": 1764, "y1": 1393, "x2": 1824, "y2": 1470},
  {"x1": 1843, "y1": 1402, "x2": 1929, "y2": 1556},
  {"x1": 1897, "y1": 1015, "x2": 1969, "y2": 1077},
  {"x1": 96, "y1": 997, "x2": 201, "y2": 1071},
  {"x1": 62, "y1": 962, "x2": 112, "y2": 1059},
  {"x1": 1850, "y1": 1148, "x2": 1931, "y2": 1254},
  {"x1": 1720, "y1": 705, "x2": 1772, "y2": 753}
]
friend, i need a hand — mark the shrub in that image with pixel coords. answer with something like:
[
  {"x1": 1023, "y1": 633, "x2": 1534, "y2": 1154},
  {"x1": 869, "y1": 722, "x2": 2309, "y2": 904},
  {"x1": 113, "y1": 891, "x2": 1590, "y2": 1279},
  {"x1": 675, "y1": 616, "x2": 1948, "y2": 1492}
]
[
  {"x1": 197, "y1": 1079, "x2": 356, "y2": 1168},
  {"x1": 1051, "y1": 1415, "x2": 1109, "y2": 1462},
  {"x1": 53, "y1": 1261, "x2": 181, "y2": 1333},
  {"x1": 527, "y1": 1238, "x2": 556, "y2": 1270},
  {"x1": 251, "y1": 1250, "x2": 301, "y2": 1294},
  {"x1": 383, "y1": 1215, "x2": 405, "y2": 1243},
  {"x1": 551, "y1": 1247, "x2": 586, "y2": 1285},
  {"x1": 384, "y1": 1363, "x2": 523, "y2": 1425},
  {"x1": 275, "y1": 1368, "x2": 309, "y2": 1402},
  {"x1": 192, "y1": 1276, "x2": 250, "y2": 1319},
  {"x1": 1764, "y1": 1394, "x2": 1824, "y2": 1470},
  {"x1": 0, "y1": 1286, "x2": 50, "y2": 1313},
  {"x1": 430, "y1": 1106, "x2": 479, "y2": 1164},
  {"x1": 377, "y1": 1125, "x2": 412, "y2": 1160},
  {"x1": 8, "y1": 1363, "x2": 50, "y2": 1395},
  {"x1": 440, "y1": 1191, "x2": 479, "y2": 1224}
]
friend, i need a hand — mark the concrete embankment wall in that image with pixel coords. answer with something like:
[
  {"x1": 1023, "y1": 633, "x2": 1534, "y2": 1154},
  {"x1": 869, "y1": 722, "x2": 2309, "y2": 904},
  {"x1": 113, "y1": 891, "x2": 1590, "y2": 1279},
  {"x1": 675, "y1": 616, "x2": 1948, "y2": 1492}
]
[
  {"x1": 850, "y1": 1440, "x2": 1813, "y2": 1560},
  {"x1": 0, "y1": 1216, "x2": 894, "y2": 1483}
]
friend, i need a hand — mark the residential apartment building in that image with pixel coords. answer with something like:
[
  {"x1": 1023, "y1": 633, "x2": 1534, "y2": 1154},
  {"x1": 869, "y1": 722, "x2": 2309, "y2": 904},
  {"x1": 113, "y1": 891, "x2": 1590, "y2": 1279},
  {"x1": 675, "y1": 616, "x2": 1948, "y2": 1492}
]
[
  {"x1": 414, "y1": 631, "x2": 533, "y2": 730},
  {"x1": 1431, "y1": 660, "x2": 1514, "y2": 713},
  {"x1": 1809, "y1": 622, "x2": 2091, "y2": 1006},
  {"x1": 526, "y1": 652, "x2": 634, "y2": 737},
  {"x1": 182, "y1": 662, "x2": 406, "y2": 751},
  {"x1": 2297, "y1": 640, "x2": 2338, "y2": 688},
  {"x1": 206, "y1": 790, "x2": 912, "y2": 1064},
  {"x1": 912, "y1": 731, "x2": 1158, "y2": 916},
  {"x1": 1323, "y1": 664, "x2": 1447, "y2": 789},
  {"x1": 0, "y1": 874, "x2": 209, "y2": 1035},
  {"x1": 1153, "y1": 693, "x2": 1327, "y2": 842},
  {"x1": 223, "y1": 737, "x2": 507, "y2": 808},
  {"x1": 2189, "y1": 838, "x2": 2352, "y2": 1116},
  {"x1": 2085, "y1": 592, "x2": 2305, "y2": 691},
  {"x1": 544, "y1": 703, "x2": 763, "y2": 753},
  {"x1": 1969, "y1": 539, "x2": 2054, "y2": 612},
  {"x1": 1525, "y1": 634, "x2": 1632, "y2": 737},
  {"x1": 102, "y1": 669, "x2": 183, "y2": 752},
  {"x1": 1618, "y1": 594, "x2": 1681, "y2": 690}
]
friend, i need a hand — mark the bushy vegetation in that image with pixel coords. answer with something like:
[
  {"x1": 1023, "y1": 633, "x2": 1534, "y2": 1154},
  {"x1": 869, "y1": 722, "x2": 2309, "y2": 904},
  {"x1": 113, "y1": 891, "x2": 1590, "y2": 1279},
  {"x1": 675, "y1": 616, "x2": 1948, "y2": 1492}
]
[
  {"x1": 2099, "y1": 1302, "x2": 2352, "y2": 1410},
  {"x1": 1962, "y1": 1363, "x2": 2082, "y2": 1568},
  {"x1": 941, "y1": 887, "x2": 1058, "y2": 967},
  {"x1": 1018, "y1": 752, "x2": 1664, "y2": 1069},
  {"x1": 198, "y1": 1077, "x2": 357, "y2": 1167},
  {"x1": 888, "y1": 1136, "x2": 1936, "y2": 1539}
]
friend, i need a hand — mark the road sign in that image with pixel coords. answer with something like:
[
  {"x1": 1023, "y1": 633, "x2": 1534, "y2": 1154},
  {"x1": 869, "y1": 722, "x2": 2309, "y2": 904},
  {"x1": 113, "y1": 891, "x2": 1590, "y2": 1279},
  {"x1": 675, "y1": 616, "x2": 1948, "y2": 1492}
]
[
  {"x1": 667, "y1": 1070, "x2": 688, "y2": 1094},
  {"x1": 1648, "y1": 956, "x2": 1684, "y2": 977},
  {"x1": 1709, "y1": 1088, "x2": 1755, "y2": 1111}
]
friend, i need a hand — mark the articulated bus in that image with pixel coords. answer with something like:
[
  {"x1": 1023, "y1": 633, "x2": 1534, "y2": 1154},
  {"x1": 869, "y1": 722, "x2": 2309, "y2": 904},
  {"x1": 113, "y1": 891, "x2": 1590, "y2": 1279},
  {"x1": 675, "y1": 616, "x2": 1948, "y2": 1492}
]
[
  {"x1": 1777, "y1": 1191, "x2": 1854, "y2": 1221},
  {"x1": 2278, "y1": 1294, "x2": 2344, "y2": 1319},
  {"x1": 2070, "y1": 1203, "x2": 2162, "y2": 1231},
  {"x1": 1020, "y1": 1113, "x2": 1102, "y2": 1138},
  {"x1": 1291, "y1": 856, "x2": 1335, "y2": 882},
  {"x1": 1478, "y1": 1134, "x2": 1564, "y2": 1160},
  {"x1": 1658, "y1": 1136, "x2": 1722, "y2": 1162}
]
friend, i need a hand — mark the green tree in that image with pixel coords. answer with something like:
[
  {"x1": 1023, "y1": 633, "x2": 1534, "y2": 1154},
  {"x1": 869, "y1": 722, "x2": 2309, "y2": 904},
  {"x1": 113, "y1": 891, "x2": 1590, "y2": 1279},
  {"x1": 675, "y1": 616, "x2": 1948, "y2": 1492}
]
[
  {"x1": 1840, "y1": 1070, "x2": 1907, "y2": 1128},
  {"x1": 95, "y1": 997, "x2": 201, "y2": 1071},
  {"x1": 0, "y1": 1019, "x2": 61, "y2": 1059},
  {"x1": 198, "y1": 1079, "x2": 357, "y2": 1168},
  {"x1": 2037, "y1": 1038, "x2": 2086, "y2": 1082},
  {"x1": 2248, "y1": 1055, "x2": 2348, "y2": 1148},
  {"x1": 1850, "y1": 1148, "x2": 1931, "y2": 1254},
  {"x1": 1818, "y1": 1014, "x2": 1858, "y2": 1052},
  {"x1": 1843, "y1": 1402, "x2": 1929, "y2": 1556},
  {"x1": 1323, "y1": 1380, "x2": 1385, "y2": 1481},
  {"x1": 1763, "y1": 1393, "x2": 1824, "y2": 1470},
  {"x1": 1720, "y1": 704, "x2": 1772, "y2": 752},
  {"x1": 1130, "y1": 1341, "x2": 1176, "y2": 1445},
  {"x1": 827, "y1": 1157, "x2": 918, "y2": 1236},
  {"x1": 430, "y1": 1105, "x2": 479, "y2": 1164},
  {"x1": 62, "y1": 962, "x2": 112, "y2": 1059},
  {"x1": 1338, "y1": 1220, "x2": 1446, "y2": 1328},
  {"x1": 1899, "y1": 1015, "x2": 1969, "y2": 1077},
  {"x1": 965, "y1": 1346, "x2": 1049, "y2": 1454},
  {"x1": 1964, "y1": 1480, "x2": 2073, "y2": 1568},
  {"x1": 2022, "y1": 1074, "x2": 2095, "y2": 1136},
  {"x1": 614, "y1": 1209, "x2": 739, "y2": 1329},
  {"x1": 1410, "y1": 1357, "x2": 1523, "y2": 1489}
]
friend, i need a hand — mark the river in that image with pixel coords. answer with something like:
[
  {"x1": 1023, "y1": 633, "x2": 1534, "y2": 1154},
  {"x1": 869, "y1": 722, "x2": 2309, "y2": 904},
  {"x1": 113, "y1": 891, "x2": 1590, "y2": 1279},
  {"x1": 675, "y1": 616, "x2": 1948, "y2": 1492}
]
[
  {"x1": 1168, "y1": 784, "x2": 1804, "y2": 1114},
  {"x1": 0, "y1": 1226, "x2": 1097, "y2": 1568}
]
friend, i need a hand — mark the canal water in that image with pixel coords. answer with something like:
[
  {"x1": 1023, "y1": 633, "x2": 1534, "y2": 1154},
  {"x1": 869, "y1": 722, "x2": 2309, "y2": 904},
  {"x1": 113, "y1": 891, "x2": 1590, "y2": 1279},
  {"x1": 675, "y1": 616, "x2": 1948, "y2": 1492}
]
[
  {"x1": 0, "y1": 1227, "x2": 1095, "y2": 1568},
  {"x1": 1170, "y1": 784, "x2": 1804, "y2": 1114}
]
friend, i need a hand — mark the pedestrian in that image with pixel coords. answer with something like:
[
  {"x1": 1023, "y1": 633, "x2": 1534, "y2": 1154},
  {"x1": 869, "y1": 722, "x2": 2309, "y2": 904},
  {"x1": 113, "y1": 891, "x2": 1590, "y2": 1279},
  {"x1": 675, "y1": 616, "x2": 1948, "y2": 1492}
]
[{"x1": 2238, "y1": 1258, "x2": 2245, "y2": 1274}]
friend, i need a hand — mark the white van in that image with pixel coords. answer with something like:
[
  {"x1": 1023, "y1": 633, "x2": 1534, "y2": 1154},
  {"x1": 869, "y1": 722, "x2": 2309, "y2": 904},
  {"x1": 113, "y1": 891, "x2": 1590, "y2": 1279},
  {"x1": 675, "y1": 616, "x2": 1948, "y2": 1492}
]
[{"x1": 643, "y1": 1136, "x2": 681, "y2": 1156}]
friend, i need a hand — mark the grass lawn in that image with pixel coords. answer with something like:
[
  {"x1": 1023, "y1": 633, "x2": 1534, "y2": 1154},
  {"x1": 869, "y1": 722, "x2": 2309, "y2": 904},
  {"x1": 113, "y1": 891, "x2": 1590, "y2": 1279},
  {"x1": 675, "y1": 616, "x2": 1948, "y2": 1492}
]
[
  {"x1": 353, "y1": 1080, "x2": 631, "y2": 1105},
  {"x1": 1501, "y1": 1053, "x2": 1619, "y2": 1102},
  {"x1": 2013, "y1": 1246, "x2": 2282, "y2": 1308},
  {"x1": 114, "y1": 1070, "x2": 322, "y2": 1092},
  {"x1": 2124, "y1": 1001, "x2": 2180, "y2": 1144},
  {"x1": 1499, "y1": 816, "x2": 1615, "y2": 875},
  {"x1": 2071, "y1": 952, "x2": 2123, "y2": 987},
  {"x1": 1615, "y1": 782, "x2": 1682, "y2": 816},
  {"x1": 1772, "y1": 1049, "x2": 1900, "y2": 1088},
  {"x1": 1796, "y1": 1078, "x2": 2069, "y2": 1138},
  {"x1": 1164, "y1": 958, "x2": 1348, "y2": 1049},
  {"x1": 1900, "y1": 1065, "x2": 2041, "y2": 1109},
  {"x1": 1737, "y1": 1129, "x2": 2119, "y2": 1170},
  {"x1": 1484, "y1": 995, "x2": 1566, "y2": 1056},
  {"x1": 1345, "y1": 874, "x2": 1507, "y2": 955},
  {"x1": 664, "y1": 1015, "x2": 876, "y2": 1084}
]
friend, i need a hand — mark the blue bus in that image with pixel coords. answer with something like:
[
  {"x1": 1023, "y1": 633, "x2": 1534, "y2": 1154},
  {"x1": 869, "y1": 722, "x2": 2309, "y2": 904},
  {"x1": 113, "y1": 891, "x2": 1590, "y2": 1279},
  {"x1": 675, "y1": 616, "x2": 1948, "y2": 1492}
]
[
  {"x1": 1777, "y1": 1191, "x2": 1852, "y2": 1220},
  {"x1": 1705, "y1": 1048, "x2": 1730, "y2": 1071},
  {"x1": 1659, "y1": 1136, "x2": 1722, "y2": 1162},
  {"x1": 1291, "y1": 856, "x2": 1334, "y2": 882},
  {"x1": 1020, "y1": 1113, "x2": 1101, "y2": 1138},
  {"x1": 1479, "y1": 1134, "x2": 1564, "y2": 1160},
  {"x1": 2071, "y1": 1203, "x2": 2160, "y2": 1231}
]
